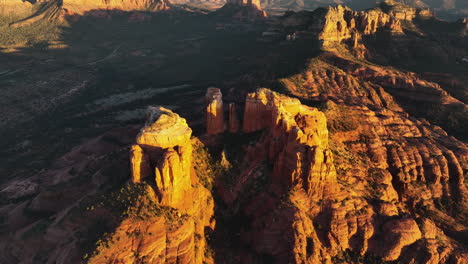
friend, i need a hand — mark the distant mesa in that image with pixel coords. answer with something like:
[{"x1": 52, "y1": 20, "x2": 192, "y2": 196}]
[
  {"x1": 62, "y1": 0, "x2": 171, "y2": 14},
  {"x1": 4, "y1": 0, "x2": 172, "y2": 27},
  {"x1": 228, "y1": 0, "x2": 261, "y2": 9},
  {"x1": 215, "y1": 0, "x2": 267, "y2": 19}
]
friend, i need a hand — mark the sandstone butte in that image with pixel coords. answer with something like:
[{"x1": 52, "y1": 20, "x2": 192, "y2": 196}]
[
  {"x1": 220, "y1": 0, "x2": 267, "y2": 19},
  {"x1": 132, "y1": 106, "x2": 194, "y2": 211},
  {"x1": 241, "y1": 88, "x2": 337, "y2": 198},
  {"x1": 205, "y1": 87, "x2": 225, "y2": 135},
  {"x1": 315, "y1": 0, "x2": 442, "y2": 51},
  {"x1": 319, "y1": 4, "x2": 404, "y2": 48},
  {"x1": 88, "y1": 106, "x2": 215, "y2": 263}
]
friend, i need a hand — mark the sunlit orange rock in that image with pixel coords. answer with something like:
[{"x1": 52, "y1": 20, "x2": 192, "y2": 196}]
[
  {"x1": 319, "y1": 5, "x2": 403, "y2": 48},
  {"x1": 87, "y1": 185, "x2": 214, "y2": 264},
  {"x1": 220, "y1": 0, "x2": 267, "y2": 19},
  {"x1": 130, "y1": 144, "x2": 152, "y2": 183},
  {"x1": 381, "y1": 218, "x2": 422, "y2": 261},
  {"x1": 132, "y1": 107, "x2": 194, "y2": 211},
  {"x1": 62, "y1": 0, "x2": 170, "y2": 14},
  {"x1": 242, "y1": 88, "x2": 337, "y2": 198}
]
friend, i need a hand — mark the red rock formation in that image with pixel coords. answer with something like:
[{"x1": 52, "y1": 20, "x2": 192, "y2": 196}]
[
  {"x1": 206, "y1": 87, "x2": 225, "y2": 135},
  {"x1": 130, "y1": 144, "x2": 152, "y2": 183},
  {"x1": 381, "y1": 0, "x2": 417, "y2": 21},
  {"x1": 242, "y1": 89, "x2": 337, "y2": 198},
  {"x1": 131, "y1": 106, "x2": 194, "y2": 211},
  {"x1": 87, "y1": 183, "x2": 214, "y2": 264},
  {"x1": 218, "y1": 0, "x2": 267, "y2": 19},
  {"x1": 381, "y1": 218, "x2": 422, "y2": 261},
  {"x1": 228, "y1": 103, "x2": 240, "y2": 133},
  {"x1": 319, "y1": 5, "x2": 403, "y2": 47},
  {"x1": 210, "y1": 80, "x2": 467, "y2": 263},
  {"x1": 92, "y1": 106, "x2": 215, "y2": 263}
]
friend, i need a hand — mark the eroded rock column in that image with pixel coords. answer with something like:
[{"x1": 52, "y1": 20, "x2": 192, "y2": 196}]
[
  {"x1": 206, "y1": 87, "x2": 225, "y2": 135},
  {"x1": 131, "y1": 106, "x2": 193, "y2": 211}
]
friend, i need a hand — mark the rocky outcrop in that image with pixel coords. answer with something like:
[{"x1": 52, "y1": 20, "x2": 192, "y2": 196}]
[
  {"x1": 131, "y1": 107, "x2": 193, "y2": 211},
  {"x1": 217, "y1": 0, "x2": 267, "y2": 19},
  {"x1": 242, "y1": 89, "x2": 337, "y2": 198},
  {"x1": 276, "y1": 51, "x2": 468, "y2": 262},
  {"x1": 228, "y1": 0, "x2": 260, "y2": 9},
  {"x1": 92, "y1": 107, "x2": 215, "y2": 263},
  {"x1": 380, "y1": 0, "x2": 417, "y2": 21},
  {"x1": 381, "y1": 218, "x2": 422, "y2": 261},
  {"x1": 130, "y1": 144, "x2": 152, "y2": 183},
  {"x1": 209, "y1": 77, "x2": 466, "y2": 263},
  {"x1": 86, "y1": 182, "x2": 214, "y2": 264},
  {"x1": 319, "y1": 5, "x2": 403, "y2": 47},
  {"x1": 206, "y1": 87, "x2": 225, "y2": 135}
]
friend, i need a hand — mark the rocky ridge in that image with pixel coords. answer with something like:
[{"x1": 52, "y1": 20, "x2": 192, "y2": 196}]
[
  {"x1": 4, "y1": 0, "x2": 171, "y2": 27},
  {"x1": 216, "y1": 0, "x2": 267, "y2": 19},
  {"x1": 204, "y1": 85, "x2": 467, "y2": 263},
  {"x1": 318, "y1": 4, "x2": 405, "y2": 48},
  {"x1": 62, "y1": 0, "x2": 171, "y2": 14}
]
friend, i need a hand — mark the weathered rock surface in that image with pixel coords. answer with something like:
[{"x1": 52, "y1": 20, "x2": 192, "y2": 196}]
[
  {"x1": 209, "y1": 83, "x2": 467, "y2": 263},
  {"x1": 132, "y1": 107, "x2": 193, "y2": 211},
  {"x1": 206, "y1": 87, "x2": 225, "y2": 135},
  {"x1": 87, "y1": 184, "x2": 214, "y2": 264},
  {"x1": 93, "y1": 107, "x2": 215, "y2": 263},
  {"x1": 130, "y1": 144, "x2": 152, "y2": 183},
  {"x1": 218, "y1": 0, "x2": 267, "y2": 19},
  {"x1": 242, "y1": 89, "x2": 337, "y2": 198},
  {"x1": 381, "y1": 218, "x2": 422, "y2": 261},
  {"x1": 319, "y1": 4, "x2": 403, "y2": 47}
]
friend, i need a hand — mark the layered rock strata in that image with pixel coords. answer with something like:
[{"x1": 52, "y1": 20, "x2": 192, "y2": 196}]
[
  {"x1": 209, "y1": 86, "x2": 467, "y2": 263},
  {"x1": 319, "y1": 5, "x2": 403, "y2": 47},
  {"x1": 92, "y1": 106, "x2": 215, "y2": 263},
  {"x1": 242, "y1": 89, "x2": 337, "y2": 198},
  {"x1": 131, "y1": 107, "x2": 194, "y2": 211}
]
